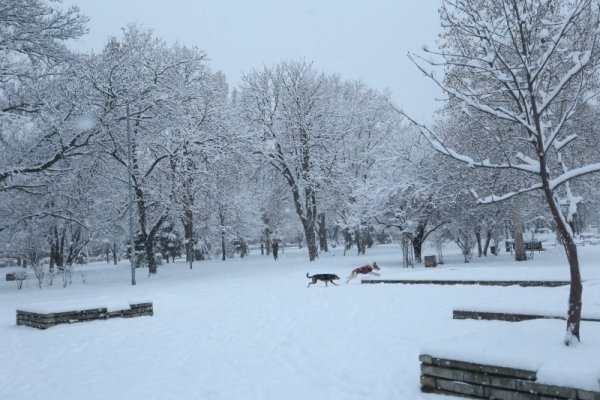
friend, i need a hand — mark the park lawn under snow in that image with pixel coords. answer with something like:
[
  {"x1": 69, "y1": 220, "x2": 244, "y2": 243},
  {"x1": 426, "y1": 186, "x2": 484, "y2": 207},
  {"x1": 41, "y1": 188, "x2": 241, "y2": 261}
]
[{"x1": 1, "y1": 242, "x2": 600, "y2": 399}]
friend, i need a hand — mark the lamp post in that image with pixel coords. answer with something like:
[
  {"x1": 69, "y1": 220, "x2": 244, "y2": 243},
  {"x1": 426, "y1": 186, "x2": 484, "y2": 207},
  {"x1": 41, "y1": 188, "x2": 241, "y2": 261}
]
[{"x1": 126, "y1": 102, "x2": 136, "y2": 286}]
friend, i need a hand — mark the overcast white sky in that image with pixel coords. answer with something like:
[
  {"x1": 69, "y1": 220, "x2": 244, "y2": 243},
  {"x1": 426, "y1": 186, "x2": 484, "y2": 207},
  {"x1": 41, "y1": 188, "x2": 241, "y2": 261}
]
[{"x1": 62, "y1": 0, "x2": 443, "y2": 121}]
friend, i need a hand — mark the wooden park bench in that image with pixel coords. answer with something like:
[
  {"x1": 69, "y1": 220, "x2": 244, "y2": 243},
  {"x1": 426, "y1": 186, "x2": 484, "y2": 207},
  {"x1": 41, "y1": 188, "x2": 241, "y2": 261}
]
[{"x1": 505, "y1": 240, "x2": 543, "y2": 252}]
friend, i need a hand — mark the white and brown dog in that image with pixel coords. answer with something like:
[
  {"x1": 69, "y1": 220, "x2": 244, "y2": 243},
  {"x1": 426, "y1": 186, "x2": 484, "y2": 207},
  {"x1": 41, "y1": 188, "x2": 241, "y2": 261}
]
[{"x1": 346, "y1": 262, "x2": 380, "y2": 283}]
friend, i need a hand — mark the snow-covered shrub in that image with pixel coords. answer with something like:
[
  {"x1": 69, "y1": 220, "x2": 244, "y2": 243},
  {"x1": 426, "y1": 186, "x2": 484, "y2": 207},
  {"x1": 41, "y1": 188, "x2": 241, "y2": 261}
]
[
  {"x1": 14, "y1": 270, "x2": 26, "y2": 290},
  {"x1": 32, "y1": 264, "x2": 44, "y2": 289},
  {"x1": 455, "y1": 229, "x2": 475, "y2": 263},
  {"x1": 61, "y1": 266, "x2": 72, "y2": 288}
]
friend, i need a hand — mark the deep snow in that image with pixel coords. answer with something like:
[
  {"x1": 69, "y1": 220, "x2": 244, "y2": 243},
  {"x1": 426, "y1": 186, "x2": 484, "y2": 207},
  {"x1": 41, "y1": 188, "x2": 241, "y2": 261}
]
[{"x1": 1, "y1": 242, "x2": 599, "y2": 399}]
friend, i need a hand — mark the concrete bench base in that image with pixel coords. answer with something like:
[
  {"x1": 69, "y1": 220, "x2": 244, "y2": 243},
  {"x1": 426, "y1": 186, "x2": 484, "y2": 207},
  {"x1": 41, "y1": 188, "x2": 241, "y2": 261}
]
[
  {"x1": 16, "y1": 302, "x2": 153, "y2": 329},
  {"x1": 420, "y1": 354, "x2": 600, "y2": 400}
]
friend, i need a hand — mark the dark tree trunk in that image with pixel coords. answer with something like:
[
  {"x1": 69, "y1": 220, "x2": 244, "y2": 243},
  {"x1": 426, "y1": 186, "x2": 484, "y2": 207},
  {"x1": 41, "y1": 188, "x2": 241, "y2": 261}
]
[
  {"x1": 355, "y1": 227, "x2": 362, "y2": 255},
  {"x1": 142, "y1": 233, "x2": 154, "y2": 273},
  {"x1": 475, "y1": 227, "x2": 482, "y2": 257},
  {"x1": 134, "y1": 188, "x2": 151, "y2": 271},
  {"x1": 539, "y1": 191, "x2": 582, "y2": 344},
  {"x1": 134, "y1": 184, "x2": 165, "y2": 275},
  {"x1": 318, "y1": 213, "x2": 328, "y2": 252},
  {"x1": 412, "y1": 222, "x2": 426, "y2": 264},
  {"x1": 65, "y1": 227, "x2": 82, "y2": 266},
  {"x1": 181, "y1": 146, "x2": 195, "y2": 269},
  {"x1": 513, "y1": 207, "x2": 527, "y2": 262},
  {"x1": 50, "y1": 226, "x2": 65, "y2": 270},
  {"x1": 220, "y1": 210, "x2": 226, "y2": 261},
  {"x1": 106, "y1": 245, "x2": 110, "y2": 264},
  {"x1": 482, "y1": 229, "x2": 492, "y2": 256},
  {"x1": 265, "y1": 229, "x2": 272, "y2": 255},
  {"x1": 221, "y1": 231, "x2": 226, "y2": 261},
  {"x1": 530, "y1": 94, "x2": 582, "y2": 343},
  {"x1": 331, "y1": 225, "x2": 340, "y2": 247},
  {"x1": 304, "y1": 223, "x2": 318, "y2": 261},
  {"x1": 570, "y1": 213, "x2": 579, "y2": 236},
  {"x1": 146, "y1": 215, "x2": 166, "y2": 274},
  {"x1": 365, "y1": 225, "x2": 373, "y2": 248},
  {"x1": 343, "y1": 228, "x2": 353, "y2": 255},
  {"x1": 538, "y1": 162, "x2": 582, "y2": 344},
  {"x1": 182, "y1": 208, "x2": 194, "y2": 268},
  {"x1": 112, "y1": 242, "x2": 118, "y2": 265},
  {"x1": 278, "y1": 163, "x2": 318, "y2": 260},
  {"x1": 49, "y1": 249, "x2": 55, "y2": 272},
  {"x1": 412, "y1": 237, "x2": 423, "y2": 264}
]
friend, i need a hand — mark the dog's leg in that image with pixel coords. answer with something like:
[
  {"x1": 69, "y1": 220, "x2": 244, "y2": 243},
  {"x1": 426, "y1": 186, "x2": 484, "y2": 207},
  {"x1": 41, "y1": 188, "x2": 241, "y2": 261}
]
[
  {"x1": 330, "y1": 280, "x2": 338, "y2": 286},
  {"x1": 308, "y1": 279, "x2": 314, "y2": 288},
  {"x1": 325, "y1": 280, "x2": 328, "y2": 287},
  {"x1": 346, "y1": 272, "x2": 356, "y2": 283},
  {"x1": 369, "y1": 272, "x2": 381, "y2": 277}
]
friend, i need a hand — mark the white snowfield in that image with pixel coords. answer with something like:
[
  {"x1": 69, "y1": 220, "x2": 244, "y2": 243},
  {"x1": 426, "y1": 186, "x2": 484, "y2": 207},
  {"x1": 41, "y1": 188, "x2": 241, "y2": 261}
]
[{"x1": 1, "y1": 243, "x2": 599, "y2": 399}]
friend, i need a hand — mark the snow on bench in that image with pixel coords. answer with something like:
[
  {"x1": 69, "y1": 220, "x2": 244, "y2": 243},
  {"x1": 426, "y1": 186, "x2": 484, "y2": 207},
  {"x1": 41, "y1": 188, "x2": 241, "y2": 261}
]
[
  {"x1": 16, "y1": 301, "x2": 153, "y2": 329},
  {"x1": 361, "y1": 279, "x2": 571, "y2": 287},
  {"x1": 420, "y1": 320, "x2": 600, "y2": 399},
  {"x1": 453, "y1": 309, "x2": 600, "y2": 323},
  {"x1": 420, "y1": 354, "x2": 600, "y2": 399}
]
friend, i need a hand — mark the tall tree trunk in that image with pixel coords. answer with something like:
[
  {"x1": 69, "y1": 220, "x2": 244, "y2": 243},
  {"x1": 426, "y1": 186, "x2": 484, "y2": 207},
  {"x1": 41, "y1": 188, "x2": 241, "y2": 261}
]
[
  {"x1": 531, "y1": 91, "x2": 582, "y2": 343},
  {"x1": 343, "y1": 228, "x2": 352, "y2": 255},
  {"x1": 365, "y1": 225, "x2": 373, "y2": 248},
  {"x1": 112, "y1": 242, "x2": 118, "y2": 265},
  {"x1": 143, "y1": 233, "x2": 155, "y2": 273},
  {"x1": 182, "y1": 208, "x2": 194, "y2": 268},
  {"x1": 318, "y1": 213, "x2": 328, "y2": 252},
  {"x1": 412, "y1": 222, "x2": 426, "y2": 264},
  {"x1": 538, "y1": 160, "x2": 582, "y2": 344},
  {"x1": 513, "y1": 203, "x2": 527, "y2": 262},
  {"x1": 482, "y1": 229, "x2": 492, "y2": 256},
  {"x1": 475, "y1": 227, "x2": 482, "y2": 257},
  {"x1": 134, "y1": 186, "x2": 164, "y2": 275},
  {"x1": 146, "y1": 215, "x2": 166, "y2": 274},
  {"x1": 283, "y1": 165, "x2": 318, "y2": 261},
  {"x1": 106, "y1": 244, "x2": 110, "y2": 264},
  {"x1": 135, "y1": 188, "x2": 150, "y2": 270},
  {"x1": 49, "y1": 247, "x2": 55, "y2": 272},
  {"x1": 538, "y1": 188, "x2": 582, "y2": 344},
  {"x1": 412, "y1": 237, "x2": 423, "y2": 264},
  {"x1": 220, "y1": 209, "x2": 226, "y2": 261},
  {"x1": 50, "y1": 226, "x2": 65, "y2": 270},
  {"x1": 304, "y1": 222, "x2": 318, "y2": 261},
  {"x1": 181, "y1": 147, "x2": 195, "y2": 269},
  {"x1": 355, "y1": 227, "x2": 362, "y2": 255},
  {"x1": 265, "y1": 229, "x2": 272, "y2": 255},
  {"x1": 331, "y1": 225, "x2": 340, "y2": 247},
  {"x1": 306, "y1": 191, "x2": 319, "y2": 261},
  {"x1": 65, "y1": 227, "x2": 82, "y2": 266}
]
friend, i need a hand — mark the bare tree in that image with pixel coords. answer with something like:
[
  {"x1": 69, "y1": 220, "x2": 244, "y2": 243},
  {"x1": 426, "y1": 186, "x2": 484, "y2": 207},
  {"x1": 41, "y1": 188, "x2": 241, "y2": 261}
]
[
  {"x1": 240, "y1": 61, "x2": 334, "y2": 261},
  {"x1": 405, "y1": 0, "x2": 600, "y2": 344},
  {"x1": 0, "y1": 0, "x2": 89, "y2": 192}
]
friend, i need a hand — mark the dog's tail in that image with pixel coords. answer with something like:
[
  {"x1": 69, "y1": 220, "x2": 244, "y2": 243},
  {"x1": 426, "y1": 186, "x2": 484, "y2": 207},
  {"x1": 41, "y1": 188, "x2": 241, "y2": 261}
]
[{"x1": 306, "y1": 272, "x2": 312, "y2": 279}]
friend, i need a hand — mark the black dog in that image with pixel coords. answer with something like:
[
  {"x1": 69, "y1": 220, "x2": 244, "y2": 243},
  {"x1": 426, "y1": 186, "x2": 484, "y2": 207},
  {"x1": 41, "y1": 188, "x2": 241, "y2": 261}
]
[{"x1": 306, "y1": 272, "x2": 340, "y2": 288}]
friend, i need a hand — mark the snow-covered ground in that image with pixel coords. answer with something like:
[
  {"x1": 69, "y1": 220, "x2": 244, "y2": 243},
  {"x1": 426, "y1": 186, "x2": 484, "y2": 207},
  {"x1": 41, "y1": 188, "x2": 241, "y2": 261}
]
[{"x1": 1, "y1": 242, "x2": 599, "y2": 399}]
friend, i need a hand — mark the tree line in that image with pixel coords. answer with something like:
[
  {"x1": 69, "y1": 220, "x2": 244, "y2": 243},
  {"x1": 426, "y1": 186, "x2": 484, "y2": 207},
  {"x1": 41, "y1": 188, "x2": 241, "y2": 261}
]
[{"x1": 2, "y1": 1, "x2": 600, "y2": 343}]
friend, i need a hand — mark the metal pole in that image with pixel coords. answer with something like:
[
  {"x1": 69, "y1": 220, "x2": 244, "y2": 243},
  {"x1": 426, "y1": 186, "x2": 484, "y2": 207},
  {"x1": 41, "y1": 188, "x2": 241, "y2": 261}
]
[{"x1": 126, "y1": 102, "x2": 136, "y2": 286}]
